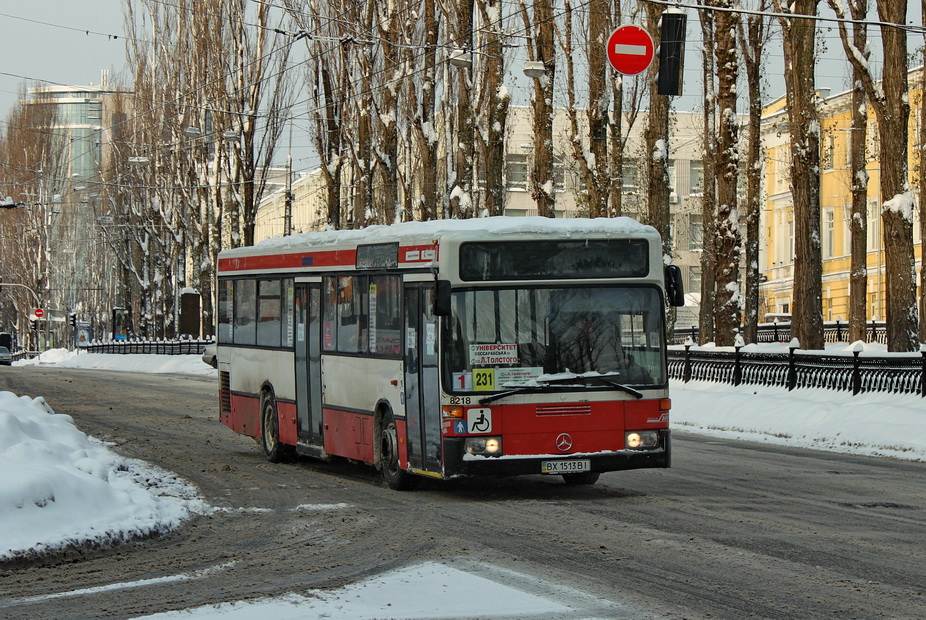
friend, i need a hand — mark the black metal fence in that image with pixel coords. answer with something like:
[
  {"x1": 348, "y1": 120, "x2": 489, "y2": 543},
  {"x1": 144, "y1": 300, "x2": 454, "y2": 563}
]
[
  {"x1": 672, "y1": 320, "x2": 888, "y2": 346},
  {"x1": 668, "y1": 345, "x2": 926, "y2": 397},
  {"x1": 83, "y1": 339, "x2": 214, "y2": 356}
]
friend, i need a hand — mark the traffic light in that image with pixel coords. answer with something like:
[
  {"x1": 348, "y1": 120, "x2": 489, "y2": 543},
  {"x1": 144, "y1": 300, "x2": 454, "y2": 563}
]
[
  {"x1": 69, "y1": 312, "x2": 77, "y2": 327},
  {"x1": 657, "y1": 12, "x2": 687, "y2": 97},
  {"x1": 31, "y1": 319, "x2": 38, "y2": 331}
]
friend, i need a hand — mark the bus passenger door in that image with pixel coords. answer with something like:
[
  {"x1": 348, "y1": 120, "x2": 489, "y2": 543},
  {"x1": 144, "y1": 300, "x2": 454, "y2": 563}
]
[
  {"x1": 295, "y1": 284, "x2": 323, "y2": 447},
  {"x1": 404, "y1": 285, "x2": 442, "y2": 473}
]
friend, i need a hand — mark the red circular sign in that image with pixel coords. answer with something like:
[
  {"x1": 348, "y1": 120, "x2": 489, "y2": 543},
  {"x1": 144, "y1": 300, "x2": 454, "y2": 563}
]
[
  {"x1": 34, "y1": 308, "x2": 44, "y2": 318},
  {"x1": 607, "y1": 25, "x2": 655, "y2": 76}
]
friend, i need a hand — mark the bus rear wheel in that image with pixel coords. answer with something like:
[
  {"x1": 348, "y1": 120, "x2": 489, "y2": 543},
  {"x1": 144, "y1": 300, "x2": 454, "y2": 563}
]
[
  {"x1": 562, "y1": 472, "x2": 600, "y2": 486},
  {"x1": 261, "y1": 393, "x2": 291, "y2": 463},
  {"x1": 380, "y1": 412, "x2": 416, "y2": 491}
]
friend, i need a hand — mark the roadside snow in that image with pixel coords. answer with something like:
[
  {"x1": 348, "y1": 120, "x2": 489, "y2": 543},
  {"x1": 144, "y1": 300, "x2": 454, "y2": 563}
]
[{"x1": 0, "y1": 390, "x2": 210, "y2": 562}]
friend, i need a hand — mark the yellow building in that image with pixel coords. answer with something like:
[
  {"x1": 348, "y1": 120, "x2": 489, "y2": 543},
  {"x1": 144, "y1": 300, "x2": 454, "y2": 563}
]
[{"x1": 760, "y1": 81, "x2": 924, "y2": 323}]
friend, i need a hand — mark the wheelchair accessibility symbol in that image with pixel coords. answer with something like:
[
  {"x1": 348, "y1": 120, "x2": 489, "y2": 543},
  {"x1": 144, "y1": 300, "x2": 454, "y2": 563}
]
[{"x1": 466, "y1": 408, "x2": 493, "y2": 434}]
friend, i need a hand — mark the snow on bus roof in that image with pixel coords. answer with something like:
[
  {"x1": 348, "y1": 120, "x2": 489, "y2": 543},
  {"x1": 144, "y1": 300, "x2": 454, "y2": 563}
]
[{"x1": 223, "y1": 216, "x2": 656, "y2": 256}]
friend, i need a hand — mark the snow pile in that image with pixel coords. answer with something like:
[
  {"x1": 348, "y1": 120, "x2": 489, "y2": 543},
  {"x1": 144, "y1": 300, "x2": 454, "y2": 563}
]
[
  {"x1": 17, "y1": 348, "x2": 216, "y2": 375},
  {"x1": 0, "y1": 391, "x2": 210, "y2": 562},
  {"x1": 671, "y1": 380, "x2": 926, "y2": 461}
]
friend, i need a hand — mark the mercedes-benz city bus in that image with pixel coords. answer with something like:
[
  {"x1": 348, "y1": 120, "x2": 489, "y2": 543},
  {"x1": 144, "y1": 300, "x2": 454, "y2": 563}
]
[{"x1": 215, "y1": 217, "x2": 685, "y2": 489}]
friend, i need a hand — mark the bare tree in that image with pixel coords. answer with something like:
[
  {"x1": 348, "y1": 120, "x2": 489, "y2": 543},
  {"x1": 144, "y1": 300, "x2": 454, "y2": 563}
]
[
  {"x1": 407, "y1": 0, "x2": 441, "y2": 220},
  {"x1": 558, "y1": 0, "x2": 610, "y2": 217},
  {"x1": 831, "y1": 0, "x2": 917, "y2": 351},
  {"x1": 738, "y1": 0, "x2": 771, "y2": 344},
  {"x1": 286, "y1": 0, "x2": 352, "y2": 230},
  {"x1": 120, "y1": 0, "x2": 296, "y2": 336},
  {"x1": 475, "y1": 0, "x2": 511, "y2": 217},
  {"x1": 706, "y1": 0, "x2": 742, "y2": 347},
  {"x1": 447, "y1": 0, "x2": 477, "y2": 218},
  {"x1": 0, "y1": 89, "x2": 61, "y2": 346},
  {"x1": 774, "y1": 0, "x2": 824, "y2": 351},
  {"x1": 520, "y1": 0, "x2": 557, "y2": 218},
  {"x1": 826, "y1": 0, "x2": 870, "y2": 343},
  {"x1": 921, "y1": 0, "x2": 926, "y2": 344},
  {"x1": 698, "y1": 2, "x2": 717, "y2": 344}
]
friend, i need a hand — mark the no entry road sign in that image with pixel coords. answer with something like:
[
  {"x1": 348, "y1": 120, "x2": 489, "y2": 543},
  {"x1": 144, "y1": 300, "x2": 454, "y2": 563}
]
[{"x1": 607, "y1": 25, "x2": 655, "y2": 76}]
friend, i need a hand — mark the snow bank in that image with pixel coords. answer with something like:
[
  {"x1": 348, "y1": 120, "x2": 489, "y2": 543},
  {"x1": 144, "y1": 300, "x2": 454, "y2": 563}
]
[{"x1": 0, "y1": 391, "x2": 209, "y2": 562}]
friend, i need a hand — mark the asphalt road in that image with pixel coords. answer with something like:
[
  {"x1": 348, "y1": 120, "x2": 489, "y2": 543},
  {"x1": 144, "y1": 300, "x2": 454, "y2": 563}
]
[{"x1": 0, "y1": 365, "x2": 924, "y2": 619}]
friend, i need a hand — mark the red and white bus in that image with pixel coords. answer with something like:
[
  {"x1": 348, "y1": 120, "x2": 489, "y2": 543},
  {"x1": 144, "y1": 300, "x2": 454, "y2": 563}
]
[{"x1": 215, "y1": 217, "x2": 685, "y2": 489}]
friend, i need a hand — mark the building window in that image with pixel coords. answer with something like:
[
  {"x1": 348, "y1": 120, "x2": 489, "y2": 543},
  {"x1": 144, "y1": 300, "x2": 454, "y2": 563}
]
[
  {"x1": 822, "y1": 134, "x2": 835, "y2": 170},
  {"x1": 776, "y1": 147, "x2": 791, "y2": 191},
  {"x1": 621, "y1": 158, "x2": 639, "y2": 189},
  {"x1": 867, "y1": 200, "x2": 880, "y2": 251},
  {"x1": 822, "y1": 207, "x2": 835, "y2": 258},
  {"x1": 688, "y1": 265, "x2": 701, "y2": 292},
  {"x1": 867, "y1": 122, "x2": 880, "y2": 161},
  {"x1": 506, "y1": 154, "x2": 528, "y2": 190},
  {"x1": 688, "y1": 214, "x2": 703, "y2": 251},
  {"x1": 690, "y1": 160, "x2": 704, "y2": 194}
]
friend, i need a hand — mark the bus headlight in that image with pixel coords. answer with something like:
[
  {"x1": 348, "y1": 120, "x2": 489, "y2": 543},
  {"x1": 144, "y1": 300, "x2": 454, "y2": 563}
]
[
  {"x1": 464, "y1": 436, "x2": 503, "y2": 456},
  {"x1": 626, "y1": 430, "x2": 659, "y2": 450}
]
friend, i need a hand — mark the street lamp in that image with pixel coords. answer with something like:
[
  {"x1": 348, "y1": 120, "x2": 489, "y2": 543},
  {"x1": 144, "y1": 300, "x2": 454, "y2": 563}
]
[
  {"x1": 449, "y1": 49, "x2": 472, "y2": 69},
  {"x1": 523, "y1": 61, "x2": 546, "y2": 79}
]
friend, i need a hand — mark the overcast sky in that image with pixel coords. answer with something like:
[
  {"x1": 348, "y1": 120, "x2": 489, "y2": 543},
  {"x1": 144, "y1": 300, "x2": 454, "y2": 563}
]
[{"x1": 0, "y1": 1, "x2": 127, "y2": 116}]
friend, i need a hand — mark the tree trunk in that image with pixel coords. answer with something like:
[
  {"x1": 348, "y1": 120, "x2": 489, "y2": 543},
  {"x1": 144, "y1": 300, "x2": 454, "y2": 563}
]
[
  {"x1": 698, "y1": 3, "x2": 717, "y2": 345},
  {"x1": 710, "y1": 0, "x2": 741, "y2": 347},
  {"x1": 738, "y1": 3, "x2": 770, "y2": 345},
  {"x1": 479, "y1": 0, "x2": 509, "y2": 217},
  {"x1": 777, "y1": 0, "x2": 824, "y2": 351},
  {"x1": 847, "y1": 3, "x2": 869, "y2": 343},
  {"x1": 876, "y1": 0, "x2": 917, "y2": 351},
  {"x1": 523, "y1": 0, "x2": 556, "y2": 218}
]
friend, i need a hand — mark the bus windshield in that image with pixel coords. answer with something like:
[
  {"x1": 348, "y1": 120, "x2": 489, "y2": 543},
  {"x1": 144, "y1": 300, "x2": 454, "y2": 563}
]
[{"x1": 446, "y1": 285, "x2": 666, "y2": 391}]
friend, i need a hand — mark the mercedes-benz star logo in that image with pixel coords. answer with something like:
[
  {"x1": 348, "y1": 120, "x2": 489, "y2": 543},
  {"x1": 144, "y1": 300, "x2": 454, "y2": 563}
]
[{"x1": 555, "y1": 433, "x2": 573, "y2": 452}]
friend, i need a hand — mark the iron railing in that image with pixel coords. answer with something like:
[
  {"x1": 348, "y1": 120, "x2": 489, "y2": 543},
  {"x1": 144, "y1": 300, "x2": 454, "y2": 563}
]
[
  {"x1": 672, "y1": 319, "x2": 888, "y2": 345},
  {"x1": 668, "y1": 344, "x2": 926, "y2": 397},
  {"x1": 83, "y1": 338, "x2": 214, "y2": 356}
]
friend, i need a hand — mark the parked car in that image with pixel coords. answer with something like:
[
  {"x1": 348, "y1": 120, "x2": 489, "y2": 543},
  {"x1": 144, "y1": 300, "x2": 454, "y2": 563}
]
[
  {"x1": 0, "y1": 346, "x2": 12, "y2": 366},
  {"x1": 202, "y1": 343, "x2": 217, "y2": 368}
]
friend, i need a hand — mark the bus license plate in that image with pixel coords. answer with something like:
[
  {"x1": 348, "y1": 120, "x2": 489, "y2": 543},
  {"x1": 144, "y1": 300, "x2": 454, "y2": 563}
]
[{"x1": 541, "y1": 460, "x2": 590, "y2": 474}]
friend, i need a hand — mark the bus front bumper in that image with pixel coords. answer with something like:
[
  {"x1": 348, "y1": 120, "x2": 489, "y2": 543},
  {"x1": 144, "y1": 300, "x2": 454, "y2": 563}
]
[{"x1": 441, "y1": 430, "x2": 670, "y2": 478}]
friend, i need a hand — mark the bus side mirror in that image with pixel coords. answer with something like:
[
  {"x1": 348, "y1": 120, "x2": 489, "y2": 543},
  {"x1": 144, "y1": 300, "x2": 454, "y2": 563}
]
[
  {"x1": 433, "y1": 280, "x2": 452, "y2": 316},
  {"x1": 665, "y1": 265, "x2": 685, "y2": 307}
]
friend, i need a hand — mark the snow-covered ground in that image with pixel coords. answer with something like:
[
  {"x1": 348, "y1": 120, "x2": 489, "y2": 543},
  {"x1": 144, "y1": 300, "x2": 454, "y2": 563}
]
[{"x1": 2, "y1": 345, "x2": 924, "y2": 618}]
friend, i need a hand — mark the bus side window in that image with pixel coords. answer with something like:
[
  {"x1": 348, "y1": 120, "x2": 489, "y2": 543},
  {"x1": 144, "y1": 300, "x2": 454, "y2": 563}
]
[
  {"x1": 322, "y1": 277, "x2": 337, "y2": 351},
  {"x1": 257, "y1": 279, "x2": 282, "y2": 348},
  {"x1": 218, "y1": 280, "x2": 234, "y2": 344},
  {"x1": 370, "y1": 275, "x2": 401, "y2": 355},
  {"x1": 336, "y1": 275, "x2": 368, "y2": 353},
  {"x1": 234, "y1": 279, "x2": 257, "y2": 345}
]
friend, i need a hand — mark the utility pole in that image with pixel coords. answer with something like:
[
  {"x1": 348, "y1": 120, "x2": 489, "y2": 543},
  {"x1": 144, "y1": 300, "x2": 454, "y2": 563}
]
[{"x1": 284, "y1": 152, "x2": 293, "y2": 237}]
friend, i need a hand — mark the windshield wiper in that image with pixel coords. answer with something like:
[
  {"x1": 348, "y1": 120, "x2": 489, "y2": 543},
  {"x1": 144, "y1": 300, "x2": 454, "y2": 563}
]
[
  {"x1": 540, "y1": 373, "x2": 643, "y2": 399},
  {"x1": 478, "y1": 372, "x2": 643, "y2": 405}
]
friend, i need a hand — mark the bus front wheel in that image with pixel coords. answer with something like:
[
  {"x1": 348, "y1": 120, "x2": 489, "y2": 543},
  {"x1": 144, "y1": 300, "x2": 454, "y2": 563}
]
[
  {"x1": 380, "y1": 412, "x2": 416, "y2": 491},
  {"x1": 260, "y1": 393, "x2": 291, "y2": 463}
]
